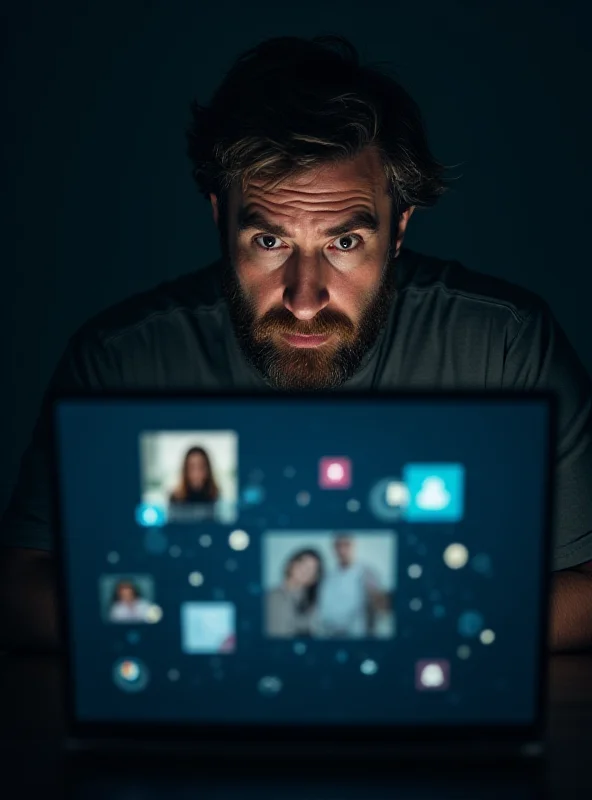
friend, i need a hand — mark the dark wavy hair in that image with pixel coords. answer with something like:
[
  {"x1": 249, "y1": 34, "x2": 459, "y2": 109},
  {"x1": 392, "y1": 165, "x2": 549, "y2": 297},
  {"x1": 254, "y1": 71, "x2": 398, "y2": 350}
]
[
  {"x1": 187, "y1": 34, "x2": 457, "y2": 226},
  {"x1": 283, "y1": 548, "x2": 324, "y2": 614},
  {"x1": 112, "y1": 580, "x2": 141, "y2": 605},
  {"x1": 171, "y1": 446, "x2": 220, "y2": 502}
]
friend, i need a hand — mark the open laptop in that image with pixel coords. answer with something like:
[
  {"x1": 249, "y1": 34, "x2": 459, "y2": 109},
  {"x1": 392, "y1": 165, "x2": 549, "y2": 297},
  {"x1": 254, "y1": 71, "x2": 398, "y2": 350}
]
[{"x1": 50, "y1": 389, "x2": 555, "y2": 759}]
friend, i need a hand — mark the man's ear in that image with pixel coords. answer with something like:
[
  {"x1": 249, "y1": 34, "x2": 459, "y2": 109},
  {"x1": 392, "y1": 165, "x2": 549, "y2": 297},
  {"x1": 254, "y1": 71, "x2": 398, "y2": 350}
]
[
  {"x1": 394, "y1": 205, "x2": 415, "y2": 257},
  {"x1": 210, "y1": 193, "x2": 219, "y2": 227}
]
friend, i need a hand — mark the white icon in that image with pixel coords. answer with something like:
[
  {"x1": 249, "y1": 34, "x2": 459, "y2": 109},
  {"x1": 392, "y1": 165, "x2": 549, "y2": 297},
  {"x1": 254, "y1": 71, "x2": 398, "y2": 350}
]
[
  {"x1": 386, "y1": 481, "x2": 410, "y2": 507},
  {"x1": 327, "y1": 463, "x2": 345, "y2": 481},
  {"x1": 420, "y1": 663, "x2": 445, "y2": 688},
  {"x1": 416, "y1": 477, "x2": 451, "y2": 510}
]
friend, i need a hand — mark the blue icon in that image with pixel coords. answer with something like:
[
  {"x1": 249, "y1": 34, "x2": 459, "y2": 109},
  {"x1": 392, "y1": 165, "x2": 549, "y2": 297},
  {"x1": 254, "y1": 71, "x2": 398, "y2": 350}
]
[
  {"x1": 135, "y1": 503, "x2": 167, "y2": 527},
  {"x1": 403, "y1": 463, "x2": 465, "y2": 522}
]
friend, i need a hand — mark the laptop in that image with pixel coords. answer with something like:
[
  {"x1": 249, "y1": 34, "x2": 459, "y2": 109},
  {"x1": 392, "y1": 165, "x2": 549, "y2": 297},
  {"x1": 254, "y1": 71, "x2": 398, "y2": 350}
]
[{"x1": 50, "y1": 389, "x2": 555, "y2": 759}]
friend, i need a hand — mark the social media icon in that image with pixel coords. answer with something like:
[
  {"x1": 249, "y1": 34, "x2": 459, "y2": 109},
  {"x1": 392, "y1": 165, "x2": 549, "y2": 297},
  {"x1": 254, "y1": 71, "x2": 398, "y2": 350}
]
[
  {"x1": 135, "y1": 503, "x2": 167, "y2": 527},
  {"x1": 319, "y1": 457, "x2": 352, "y2": 489},
  {"x1": 403, "y1": 464, "x2": 465, "y2": 522},
  {"x1": 112, "y1": 657, "x2": 150, "y2": 692},
  {"x1": 415, "y1": 659, "x2": 450, "y2": 691}
]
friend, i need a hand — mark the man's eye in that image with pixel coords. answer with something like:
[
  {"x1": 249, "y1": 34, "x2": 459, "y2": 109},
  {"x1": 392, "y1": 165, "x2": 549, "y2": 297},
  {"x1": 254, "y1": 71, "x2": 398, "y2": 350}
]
[
  {"x1": 254, "y1": 235, "x2": 283, "y2": 251},
  {"x1": 331, "y1": 234, "x2": 362, "y2": 252}
]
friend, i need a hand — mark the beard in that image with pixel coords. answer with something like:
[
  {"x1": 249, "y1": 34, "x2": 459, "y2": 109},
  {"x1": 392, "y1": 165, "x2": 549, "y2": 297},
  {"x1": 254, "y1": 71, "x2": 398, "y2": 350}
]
[{"x1": 222, "y1": 247, "x2": 398, "y2": 390}]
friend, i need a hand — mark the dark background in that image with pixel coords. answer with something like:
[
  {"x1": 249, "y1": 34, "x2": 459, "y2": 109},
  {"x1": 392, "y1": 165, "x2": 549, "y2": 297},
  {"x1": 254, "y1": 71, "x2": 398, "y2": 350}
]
[{"x1": 1, "y1": 0, "x2": 590, "y2": 519}]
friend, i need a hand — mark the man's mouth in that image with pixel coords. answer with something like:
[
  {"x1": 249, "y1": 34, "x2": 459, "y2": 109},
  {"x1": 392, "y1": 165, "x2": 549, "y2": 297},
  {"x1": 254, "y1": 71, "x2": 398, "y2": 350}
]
[{"x1": 281, "y1": 333, "x2": 332, "y2": 348}]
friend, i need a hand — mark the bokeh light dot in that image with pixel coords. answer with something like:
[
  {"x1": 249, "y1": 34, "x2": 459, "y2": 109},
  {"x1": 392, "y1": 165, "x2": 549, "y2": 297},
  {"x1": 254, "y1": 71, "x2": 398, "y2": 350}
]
[
  {"x1": 457, "y1": 645, "x2": 471, "y2": 659},
  {"x1": 169, "y1": 545, "x2": 182, "y2": 558},
  {"x1": 188, "y1": 571, "x2": 204, "y2": 587},
  {"x1": 229, "y1": 530, "x2": 250, "y2": 551},
  {"x1": 443, "y1": 543, "x2": 469, "y2": 570},
  {"x1": 360, "y1": 659, "x2": 378, "y2": 676},
  {"x1": 480, "y1": 629, "x2": 496, "y2": 645},
  {"x1": 107, "y1": 551, "x2": 120, "y2": 564},
  {"x1": 199, "y1": 534, "x2": 212, "y2": 548},
  {"x1": 346, "y1": 499, "x2": 361, "y2": 512},
  {"x1": 409, "y1": 598, "x2": 423, "y2": 611},
  {"x1": 408, "y1": 563, "x2": 423, "y2": 579},
  {"x1": 296, "y1": 491, "x2": 311, "y2": 507},
  {"x1": 284, "y1": 466, "x2": 296, "y2": 478},
  {"x1": 168, "y1": 668, "x2": 180, "y2": 681},
  {"x1": 293, "y1": 642, "x2": 307, "y2": 655},
  {"x1": 225, "y1": 559, "x2": 238, "y2": 572},
  {"x1": 145, "y1": 604, "x2": 163, "y2": 624}
]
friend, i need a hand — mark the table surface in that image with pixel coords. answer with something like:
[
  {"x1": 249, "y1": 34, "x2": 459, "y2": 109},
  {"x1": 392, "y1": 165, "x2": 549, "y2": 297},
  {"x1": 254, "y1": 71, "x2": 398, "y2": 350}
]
[{"x1": 1, "y1": 652, "x2": 591, "y2": 799}]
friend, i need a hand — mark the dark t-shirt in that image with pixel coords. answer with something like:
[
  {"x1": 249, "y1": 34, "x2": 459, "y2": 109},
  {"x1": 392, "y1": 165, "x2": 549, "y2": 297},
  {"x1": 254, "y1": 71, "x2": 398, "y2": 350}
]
[{"x1": 2, "y1": 247, "x2": 592, "y2": 570}]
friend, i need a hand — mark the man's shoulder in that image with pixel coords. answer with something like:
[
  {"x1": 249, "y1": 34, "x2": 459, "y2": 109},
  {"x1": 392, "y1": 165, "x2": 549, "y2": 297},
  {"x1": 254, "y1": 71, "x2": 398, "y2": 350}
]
[
  {"x1": 399, "y1": 247, "x2": 548, "y2": 325},
  {"x1": 76, "y1": 258, "x2": 226, "y2": 347}
]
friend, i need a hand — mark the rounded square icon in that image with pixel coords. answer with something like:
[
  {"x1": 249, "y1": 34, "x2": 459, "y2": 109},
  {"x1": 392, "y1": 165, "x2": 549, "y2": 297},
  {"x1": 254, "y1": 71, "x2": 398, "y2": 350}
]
[
  {"x1": 319, "y1": 457, "x2": 352, "y2": 489},
  {"x1": 403, "y1": 463, "x2": 465, "y2": 522},
  {"x1": 415, "y1": 659, "x2": 450, "y2": 691}
]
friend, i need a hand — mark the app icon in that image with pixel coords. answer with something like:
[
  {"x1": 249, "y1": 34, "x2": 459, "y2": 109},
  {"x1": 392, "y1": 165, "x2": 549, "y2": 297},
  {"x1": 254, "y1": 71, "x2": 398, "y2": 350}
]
[
  {"x1": 181, "y1": 602, "x2": 237, "y2": 654},
  {"x1": 415, "y1": 659, "x2": 450, "y2": 691},
  {"x1": 112, "y1": 657, "x2": 150, "y2": 692},
  {"x1": 135, "y1": 503, "x2": 167, "y2": 527},
  {"x1": 403, "y1": 464, "x2": 465, "y2": 522},
  {"x1": 319, "y1": 457, "x2": 352, "y2": 489}
]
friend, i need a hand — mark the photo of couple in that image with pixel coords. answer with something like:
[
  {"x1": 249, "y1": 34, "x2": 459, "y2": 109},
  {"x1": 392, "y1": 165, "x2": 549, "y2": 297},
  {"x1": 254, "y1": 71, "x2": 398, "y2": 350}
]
[{"x1": 264, "y1": 531, "x2": 396, "y2": 640}]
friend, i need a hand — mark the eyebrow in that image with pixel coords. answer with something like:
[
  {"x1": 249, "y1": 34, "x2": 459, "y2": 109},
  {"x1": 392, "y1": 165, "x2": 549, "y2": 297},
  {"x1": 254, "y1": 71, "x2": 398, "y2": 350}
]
[{"x1": 236, "y1": 207, "x2": 380, "y2": 238}]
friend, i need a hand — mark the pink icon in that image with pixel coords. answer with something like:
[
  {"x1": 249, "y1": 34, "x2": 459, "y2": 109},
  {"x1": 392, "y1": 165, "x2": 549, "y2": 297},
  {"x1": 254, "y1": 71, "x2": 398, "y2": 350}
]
[
  {"x1": 319, "y1": 457, "x2": 352, "y2": 489},
  {"x1": 415, "y1": 659, "x2": 450, "y2": 691}
]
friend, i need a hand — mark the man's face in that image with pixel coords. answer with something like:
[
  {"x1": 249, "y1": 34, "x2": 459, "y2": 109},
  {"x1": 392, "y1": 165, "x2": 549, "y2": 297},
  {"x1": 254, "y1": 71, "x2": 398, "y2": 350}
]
[
  {"x1": 334, "y1": 537, "x2": 355, "y2": 567},
  {"x1": 213, "y1": 147, "x2": 414, "y2": 390}
]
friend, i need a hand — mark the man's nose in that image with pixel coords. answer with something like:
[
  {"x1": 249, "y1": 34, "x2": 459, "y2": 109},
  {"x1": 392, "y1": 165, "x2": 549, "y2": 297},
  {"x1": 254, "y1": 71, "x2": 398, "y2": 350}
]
[{"x1": 282, "y1": 254, "x2": 330, "y2": 320}]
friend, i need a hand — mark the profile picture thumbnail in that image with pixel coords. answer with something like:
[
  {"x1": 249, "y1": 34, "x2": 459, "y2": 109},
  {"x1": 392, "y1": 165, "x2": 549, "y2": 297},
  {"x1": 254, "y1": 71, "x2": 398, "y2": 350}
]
[
  {"x1": 180, "y1": 602, "x2": 237, "y2": 654},
  {"x1": 139, "y1": 430, "x2": 238, "y2": 524},
  {"x1": 100, "y1": 574, "x2": 155, "y2": 624},
  {"x1": 263, "y1": 531, "x2": 397, "y2": 640}
]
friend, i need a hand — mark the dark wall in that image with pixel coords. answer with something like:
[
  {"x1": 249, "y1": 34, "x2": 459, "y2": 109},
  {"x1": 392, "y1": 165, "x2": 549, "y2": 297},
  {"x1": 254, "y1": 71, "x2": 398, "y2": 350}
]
[{"x1": 2, "y1": 0, "x2": 590, "y2": 515}]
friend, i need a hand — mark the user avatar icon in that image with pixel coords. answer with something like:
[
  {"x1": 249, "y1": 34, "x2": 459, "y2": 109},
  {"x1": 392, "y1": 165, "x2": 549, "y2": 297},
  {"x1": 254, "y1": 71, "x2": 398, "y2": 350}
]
[
  {"x1": 403, "y1": 464, "x2": 465, "y2": 522},
  {"x1": 415, "y1": 659, "x2": 450, "y2": 691},
  {"x1": 112, "y1": 657, "x2": 150, "y2": 692},
  {"x1": 319, "y1": 457, "x2": 352, "y2": 489}
]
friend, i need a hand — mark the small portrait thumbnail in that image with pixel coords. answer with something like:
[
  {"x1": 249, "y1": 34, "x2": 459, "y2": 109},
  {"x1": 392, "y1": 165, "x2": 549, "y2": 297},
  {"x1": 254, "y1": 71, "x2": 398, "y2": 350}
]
[
  {"x1": 263, "y1": 531, "x2": 397, "y2": 640},
  {"x1": 139, "y1": 431, "x2": 238, "y2": 524},
  {"x1": 100, "y1": 574, "x2": 155, "y2": 624},
  {"x1": 180, "y1": 602, "x2": 236, "y2": 654}
]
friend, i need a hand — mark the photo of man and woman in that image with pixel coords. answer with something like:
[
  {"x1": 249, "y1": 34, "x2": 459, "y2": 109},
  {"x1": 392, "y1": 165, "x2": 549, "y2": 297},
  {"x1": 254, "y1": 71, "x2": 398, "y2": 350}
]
[
  {"x1": 139, "y1": 431, "x2": 238, "y2": 523},
  {"x1": 263, "y1": 531, "x2": 397, "y2": 640},
  {"x1": 100, "y1": 575, "x2": 155, "y2": 623}
]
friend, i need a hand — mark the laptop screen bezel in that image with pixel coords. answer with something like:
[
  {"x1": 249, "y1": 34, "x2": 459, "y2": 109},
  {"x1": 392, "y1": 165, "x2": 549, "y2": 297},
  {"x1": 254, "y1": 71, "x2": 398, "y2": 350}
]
[{"x1": 50, "y1": 388, "x2": 556, "y2": 746}]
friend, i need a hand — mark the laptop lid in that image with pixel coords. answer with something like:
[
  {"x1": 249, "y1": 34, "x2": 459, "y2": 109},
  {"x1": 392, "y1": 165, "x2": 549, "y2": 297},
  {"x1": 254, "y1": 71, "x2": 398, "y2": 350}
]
[{"x1": 51, "y1": 390, "x2": 555, "y2": 752}]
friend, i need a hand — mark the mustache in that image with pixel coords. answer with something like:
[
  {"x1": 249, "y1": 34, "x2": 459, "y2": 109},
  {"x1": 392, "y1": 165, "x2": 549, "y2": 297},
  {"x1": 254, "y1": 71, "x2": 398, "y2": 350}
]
[{"x1": 252, "y1": 307, "x2": 355, "y2": 339}]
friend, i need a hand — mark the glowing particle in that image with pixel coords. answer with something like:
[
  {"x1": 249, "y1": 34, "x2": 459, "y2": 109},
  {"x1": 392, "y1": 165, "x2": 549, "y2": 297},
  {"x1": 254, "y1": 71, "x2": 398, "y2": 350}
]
[
  {"x1": 199, "y1": 534, "x2": 212, "y2": 548},
  {"x1": 360, "y1": 659, "x2": 378, "y2": 676},
  {"x1": 409, "y1": 598, "x2": 423, "y2": 611},
  {"x1": 145, "y1": 604, "x2": 163, "y2": 624},
  {"x1": 296, "y1": 491, "x2": 311, "y2": 507},
  {"x1": 408, "y1": 563, "x2": 423, "y2": 579},
  {"x1": 443, "y1": 543, "x2": 469, "y2": 570},
  {"x1": 480, "y1": 629, "x2": 496, "y2": 645},
  {"x1": 188, "y1": 571, "x2": 204, "y2": 587},
  {"x1": 457, "y1": 645, "x2": 471, "y2": 659},
  {"x1": 229, "y1": 530, "x2": 250, "y2": 551},
  {"x1": 167, "y1": 669, "x2": 180, "y2": 681},
  {"x1": 346, "y1": 499, "x2": 361, "y2": 512},
  {"x1": 107, "y1": 551, "x2": 120, "y2": 564},
  {"x1": 169, "y1": 545, "x2": 182, "y2": 558}
]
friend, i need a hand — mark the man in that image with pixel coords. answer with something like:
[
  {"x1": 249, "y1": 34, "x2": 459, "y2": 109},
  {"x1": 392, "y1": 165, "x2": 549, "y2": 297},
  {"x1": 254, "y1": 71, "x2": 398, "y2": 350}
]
[
  {"x1": 1, "y1": 35, "x2": 592, "y2": 652},
  {"x1": 315, "y1": 536, "x2": 390, "y2": 639}
]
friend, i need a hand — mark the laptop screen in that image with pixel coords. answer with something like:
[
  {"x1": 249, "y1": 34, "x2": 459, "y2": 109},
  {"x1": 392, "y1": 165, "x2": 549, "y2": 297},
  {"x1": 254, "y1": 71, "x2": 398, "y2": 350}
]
[{"x1": 53, "y1": 392, "x2": 552, "y2": 732}]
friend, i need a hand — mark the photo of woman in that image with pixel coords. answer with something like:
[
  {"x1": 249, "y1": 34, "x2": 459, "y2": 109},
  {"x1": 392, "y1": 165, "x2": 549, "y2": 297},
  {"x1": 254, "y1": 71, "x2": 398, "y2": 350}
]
[
  {"x1": 265, "y1": 548, "x2": 325, "y2": 637},
  {"x1": 109, "y1": 579, "x2": 152, "y2": 623},
  {"x1": 169, "y1": 446, "x2": 220, "y2": 505}
]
